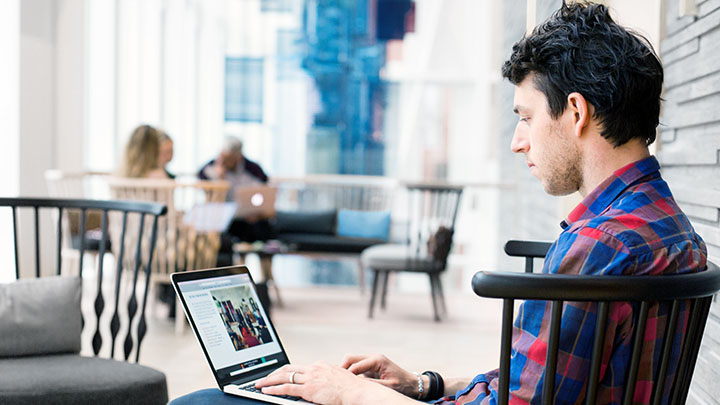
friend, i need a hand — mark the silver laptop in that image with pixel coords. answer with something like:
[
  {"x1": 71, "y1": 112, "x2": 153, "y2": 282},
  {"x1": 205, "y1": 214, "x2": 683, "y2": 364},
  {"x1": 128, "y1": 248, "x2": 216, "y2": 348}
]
[
  {"x1": 172, "y1": 266, "x2": 311, "y2": 404},
  {"x1": 234, "y1": 186, "x2": 277, "y2": 218}
]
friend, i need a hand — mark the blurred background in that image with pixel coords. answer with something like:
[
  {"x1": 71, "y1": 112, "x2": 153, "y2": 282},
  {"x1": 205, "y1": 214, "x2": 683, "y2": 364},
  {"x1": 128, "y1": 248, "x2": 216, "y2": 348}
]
[{"x1": 0, "y1": 0, "x2": 669, "y2": 288}]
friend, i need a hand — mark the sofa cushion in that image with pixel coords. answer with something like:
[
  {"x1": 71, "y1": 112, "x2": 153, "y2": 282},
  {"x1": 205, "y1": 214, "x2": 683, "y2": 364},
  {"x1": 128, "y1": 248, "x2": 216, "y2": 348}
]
[
  {"x1": 0, "y1": 276, "x2": 81, "y2": 357},
  {"x1": 336, "y1": 209, "x2": 391, "y2": 241},
  {"x1": 273, "y1": 210, "x2": 336, "y2": 235},
  {"x1": 277, "y1": 233, "x2": 386, "y2": 253},
  {"x1": 0, "y1": 353, "x2": 168, "y2": 405}
]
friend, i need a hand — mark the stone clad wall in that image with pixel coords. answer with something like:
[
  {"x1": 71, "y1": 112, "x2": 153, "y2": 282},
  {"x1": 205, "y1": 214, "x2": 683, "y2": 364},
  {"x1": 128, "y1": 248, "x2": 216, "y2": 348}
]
[{"x1": 660, "y1": 0, "x2": 720, "y2": 403}]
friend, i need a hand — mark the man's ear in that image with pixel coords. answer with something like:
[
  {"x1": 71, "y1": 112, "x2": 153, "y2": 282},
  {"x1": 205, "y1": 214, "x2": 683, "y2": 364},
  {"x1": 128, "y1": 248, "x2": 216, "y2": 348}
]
[{"x1": 566, "y1": 92, "x2": 590, "y2": 138}]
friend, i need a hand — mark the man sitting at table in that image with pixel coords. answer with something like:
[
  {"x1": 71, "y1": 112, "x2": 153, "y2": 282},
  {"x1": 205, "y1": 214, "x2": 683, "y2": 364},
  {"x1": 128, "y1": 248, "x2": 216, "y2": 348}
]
[{"x1": 198, "y1": 136, "x2": 273, "y2": 264}]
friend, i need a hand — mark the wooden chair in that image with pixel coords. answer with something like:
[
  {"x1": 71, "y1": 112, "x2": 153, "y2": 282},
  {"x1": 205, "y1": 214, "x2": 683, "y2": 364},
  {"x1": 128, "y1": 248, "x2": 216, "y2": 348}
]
[
  {"x1": 0, "y1": 197, "x2": 168, "y2": 404},
  {"x1": 472, "y1": 261, "x2": 720, "y2": 404},
  {"x1": 106, "y1": 177, "x2": 230, "y2": 332},
  {"x1": 363, "y1": 183, "x2": 463, "y2": 321}
]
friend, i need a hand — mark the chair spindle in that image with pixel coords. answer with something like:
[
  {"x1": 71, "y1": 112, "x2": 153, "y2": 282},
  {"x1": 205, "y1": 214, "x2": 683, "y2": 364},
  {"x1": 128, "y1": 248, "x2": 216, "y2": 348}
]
[
  {"x1": 110, "y1": 211, "x2": 129, "y2": 358},
  {"x1": 669, "y1": 299, "x2": 700, "y2": 404},
  {"x1": 651, "y1": 300, "x2": 680, "y2": 405},
  {"x1": 12, "y1": 206, "x2": 19, "y2": 279},
  {"x1": 136, "y1": 213, "x2": 161, "y2": 362},
  {"x1": 543, "y1": 300, "x2": 563, "y2": 404},
  {"x1": 124, "y1": 213, "x2": 146, "y2": 360},
  {"x1": 623, "y1": 301, "x2": 650, "y2": 405},
  {"x1": 56, "y1": 207, "x2": 63, "y2": 275},
  {"x1": 677, "y1": 297, "x2": 712, "y2": 402},
  {"x1": 499, "y1": 298, "x2": 514, "y2": 405},
  {"x1": 91, "y1": 210, "x2": 109, "y2": 356},
  {"x1": 34, "y1": 206, "x2": 40, "y2": 278},
  {"x1": 585, "y1": 301, "x2": 609, "y2": 405},
  {"x1": 78, "y1": 208, "x2": 87, "y2": 277}
]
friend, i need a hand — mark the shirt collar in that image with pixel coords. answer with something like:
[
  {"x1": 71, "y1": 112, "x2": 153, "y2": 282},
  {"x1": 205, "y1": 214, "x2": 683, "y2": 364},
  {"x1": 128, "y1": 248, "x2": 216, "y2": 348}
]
[{"x1": 560, "y1": 156, "x2": 661, "y2": 229}]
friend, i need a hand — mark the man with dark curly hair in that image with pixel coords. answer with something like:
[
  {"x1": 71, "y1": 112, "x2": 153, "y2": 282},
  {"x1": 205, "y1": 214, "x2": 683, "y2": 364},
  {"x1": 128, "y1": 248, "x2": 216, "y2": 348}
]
[{"x1": 172, "y1": 2, "x2": 706, "y2": 404}]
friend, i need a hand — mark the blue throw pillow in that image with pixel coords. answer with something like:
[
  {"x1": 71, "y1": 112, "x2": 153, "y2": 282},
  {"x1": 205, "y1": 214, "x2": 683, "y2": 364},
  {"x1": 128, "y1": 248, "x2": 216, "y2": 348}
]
[{"x1": 336, "y1": 209, "x2": 391, "y2": 241}]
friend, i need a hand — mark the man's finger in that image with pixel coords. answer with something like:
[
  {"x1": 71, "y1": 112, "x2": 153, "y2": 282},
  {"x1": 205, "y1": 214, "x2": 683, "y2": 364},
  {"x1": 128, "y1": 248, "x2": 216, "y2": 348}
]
[
  {"x1": 256, "y1": 367, "x2": 304, "y2": 388},
  {"x1": 346, "y1": 357, "x2": 380, "y2": 376},
  {"x1": 261, "y1": 383, "x2": 305, "y2": 398},
  {"x1": 340, "y1": 354, "x2": 368, "y2": 369}
]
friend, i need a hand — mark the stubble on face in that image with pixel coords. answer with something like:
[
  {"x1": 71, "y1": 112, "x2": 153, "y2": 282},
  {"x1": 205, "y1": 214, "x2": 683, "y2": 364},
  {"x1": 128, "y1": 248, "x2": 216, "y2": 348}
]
[{"x1": 540, "y1": 120, "x2": 584, "y2": 196}]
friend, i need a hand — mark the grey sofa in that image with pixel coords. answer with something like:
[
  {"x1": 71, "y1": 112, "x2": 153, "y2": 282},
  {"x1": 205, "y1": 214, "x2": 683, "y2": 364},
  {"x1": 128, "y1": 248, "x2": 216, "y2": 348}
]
[{"x1": 272, "y1": 209, "x2": 388, "y2": 254}]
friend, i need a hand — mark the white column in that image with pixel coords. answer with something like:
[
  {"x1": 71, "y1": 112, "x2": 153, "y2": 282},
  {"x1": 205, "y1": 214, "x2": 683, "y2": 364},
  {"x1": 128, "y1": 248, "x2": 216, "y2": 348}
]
[
  {"x1": 55, "y1": 0, "x2": 88, "y2": 173},
  {"x1": 0, "y1": 0, "x2": 20, "y2": 282},
  {"x1": 20, "y1": 0, "x2": 57, "y2": 197},
  {"x1": 17, "y1": 0, "x2": 89, "y2": 277}
]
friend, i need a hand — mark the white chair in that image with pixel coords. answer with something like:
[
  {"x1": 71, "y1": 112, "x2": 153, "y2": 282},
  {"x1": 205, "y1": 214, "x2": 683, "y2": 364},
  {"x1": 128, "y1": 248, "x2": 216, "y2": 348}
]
[
  {"x1": 106, "y1": 177, "x2": 230, "y2": 333},
  {"x1": 44, "y1": 170, "x2": 112, "y2": 276}
]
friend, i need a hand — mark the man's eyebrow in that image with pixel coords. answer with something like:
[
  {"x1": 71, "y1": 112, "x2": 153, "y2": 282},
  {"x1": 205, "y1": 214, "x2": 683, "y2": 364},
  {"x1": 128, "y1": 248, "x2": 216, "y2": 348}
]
[{"x1": 513, "y1": 105, "x2": 528, "y2": 114}]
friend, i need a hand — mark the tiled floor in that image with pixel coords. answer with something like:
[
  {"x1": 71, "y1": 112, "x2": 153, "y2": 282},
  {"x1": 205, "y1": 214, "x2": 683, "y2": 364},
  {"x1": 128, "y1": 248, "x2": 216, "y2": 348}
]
[{"x1": 138, "y1": 282, "x2": 505, "y2": 401}]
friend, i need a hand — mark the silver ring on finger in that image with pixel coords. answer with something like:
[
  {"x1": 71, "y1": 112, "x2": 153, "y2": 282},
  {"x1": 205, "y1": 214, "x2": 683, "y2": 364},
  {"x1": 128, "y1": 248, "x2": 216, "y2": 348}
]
[{"x1": 289, "y1": 371, "x2": 296, "y2": 384}]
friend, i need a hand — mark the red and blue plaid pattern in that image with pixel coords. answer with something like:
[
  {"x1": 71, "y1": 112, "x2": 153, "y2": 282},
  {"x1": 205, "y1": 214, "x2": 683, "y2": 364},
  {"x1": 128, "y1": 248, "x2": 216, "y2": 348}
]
[{"x1": 435, "y1": 156, "x2": 707, "y2": 405}]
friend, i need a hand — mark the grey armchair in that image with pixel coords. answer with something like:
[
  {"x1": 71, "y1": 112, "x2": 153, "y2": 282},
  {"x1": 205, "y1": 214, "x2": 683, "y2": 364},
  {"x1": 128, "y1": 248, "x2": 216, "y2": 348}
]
[{"x1": 0, "y1": 198, "x2": 168, "y2": 405}]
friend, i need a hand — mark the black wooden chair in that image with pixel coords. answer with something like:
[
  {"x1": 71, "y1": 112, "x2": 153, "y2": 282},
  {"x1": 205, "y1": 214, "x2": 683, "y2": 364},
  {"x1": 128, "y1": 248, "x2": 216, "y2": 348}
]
[
  {"x1": 0, "y1": 197, "x2": 169, "y2": 404},
  {"x1": 472, "y1": 261, "x2": 720, "y2": 404},
  {"x1": 362, "y1": 183, "x2": 463, "y2": 321},
  {"x1": 503, "y1": 239, "x2": 552, "y2": 273}
]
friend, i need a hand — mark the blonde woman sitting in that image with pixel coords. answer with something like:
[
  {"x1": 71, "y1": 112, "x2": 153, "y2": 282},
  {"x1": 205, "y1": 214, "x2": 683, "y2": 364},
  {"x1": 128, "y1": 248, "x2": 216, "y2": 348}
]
[{"x1": 120, "y1": 124, "x2": 171, "y2": 179}]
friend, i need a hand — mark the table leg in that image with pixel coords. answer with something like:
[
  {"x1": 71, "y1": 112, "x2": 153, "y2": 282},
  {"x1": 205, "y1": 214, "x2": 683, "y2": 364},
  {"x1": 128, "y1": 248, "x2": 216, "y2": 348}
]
[
  {"x1": 260, "y1": 254, "x2": 283, "y2": 307},
  {"x1": 234, "y1": 253, "x2": 247, "y2": 266}
]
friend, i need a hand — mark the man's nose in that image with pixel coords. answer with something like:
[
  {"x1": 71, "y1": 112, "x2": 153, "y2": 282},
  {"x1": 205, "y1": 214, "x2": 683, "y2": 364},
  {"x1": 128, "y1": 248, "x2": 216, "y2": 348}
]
[{"x1": 511, "y1": 127, "x2": 529, "y2": 154}]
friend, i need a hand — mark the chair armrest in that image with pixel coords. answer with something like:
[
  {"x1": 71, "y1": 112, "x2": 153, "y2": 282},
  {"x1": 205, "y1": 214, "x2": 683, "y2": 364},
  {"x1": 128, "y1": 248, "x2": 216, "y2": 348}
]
[
  {"x1": 503, "y1": 240, "x2": 553, "y2": 258},
  {"x1": 472, "y1": 264, "x2": 720, "y2": 302}
]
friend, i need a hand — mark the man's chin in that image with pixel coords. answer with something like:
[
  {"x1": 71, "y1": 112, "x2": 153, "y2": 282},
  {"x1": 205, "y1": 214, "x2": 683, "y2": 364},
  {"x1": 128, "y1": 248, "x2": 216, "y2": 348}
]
[{"x1": 542, "y1": 182, "x2": 577, "y2": 197}]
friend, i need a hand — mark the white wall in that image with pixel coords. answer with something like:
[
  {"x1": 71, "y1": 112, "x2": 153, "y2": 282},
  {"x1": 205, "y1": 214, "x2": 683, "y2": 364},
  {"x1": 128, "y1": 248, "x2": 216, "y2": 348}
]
[{"x1": 0, "y1": 0, "x2": 20, "y2": 283}]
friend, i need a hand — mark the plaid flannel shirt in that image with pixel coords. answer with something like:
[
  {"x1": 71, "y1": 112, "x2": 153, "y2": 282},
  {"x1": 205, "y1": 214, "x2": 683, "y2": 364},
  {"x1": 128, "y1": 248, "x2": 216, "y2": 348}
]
[{"x1": 435, "y1": 156, "x2": 707, "y2": 405}]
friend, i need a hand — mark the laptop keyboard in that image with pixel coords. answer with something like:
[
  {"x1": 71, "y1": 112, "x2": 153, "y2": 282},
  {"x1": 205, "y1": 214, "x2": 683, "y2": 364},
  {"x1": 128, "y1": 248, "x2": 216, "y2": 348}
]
[{"x1": 239, "y1": 382, "x2": 302, "y2": 401}]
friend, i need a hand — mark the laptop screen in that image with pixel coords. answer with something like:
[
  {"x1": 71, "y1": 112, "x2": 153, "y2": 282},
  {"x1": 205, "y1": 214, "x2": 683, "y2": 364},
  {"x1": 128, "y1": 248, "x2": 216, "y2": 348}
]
[{"x1": 174, "y1": 268, "x2": 290, "y2": 385}]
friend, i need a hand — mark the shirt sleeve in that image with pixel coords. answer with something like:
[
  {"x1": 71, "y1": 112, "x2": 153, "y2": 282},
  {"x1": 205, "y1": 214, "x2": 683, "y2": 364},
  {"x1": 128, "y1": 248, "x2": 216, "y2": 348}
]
[{"x1": 432, "y1": 370, "x2": 498, "y2": 405}]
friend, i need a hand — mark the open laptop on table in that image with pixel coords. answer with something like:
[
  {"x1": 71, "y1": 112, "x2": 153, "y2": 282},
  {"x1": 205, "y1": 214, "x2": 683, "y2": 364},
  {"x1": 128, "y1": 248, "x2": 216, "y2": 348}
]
[
  {"x1": 172, "y1": 266, "x2": 311, "y2": 404},
  {"x1": 234, "y1": 186, "x2": 277, "y2": 218}
]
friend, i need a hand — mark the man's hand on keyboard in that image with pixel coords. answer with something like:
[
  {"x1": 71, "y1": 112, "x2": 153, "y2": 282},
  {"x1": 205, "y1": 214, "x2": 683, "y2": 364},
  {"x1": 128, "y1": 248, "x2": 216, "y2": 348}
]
[{"x1": 255, "y1": 361, "x2": 418, "y2": 405}]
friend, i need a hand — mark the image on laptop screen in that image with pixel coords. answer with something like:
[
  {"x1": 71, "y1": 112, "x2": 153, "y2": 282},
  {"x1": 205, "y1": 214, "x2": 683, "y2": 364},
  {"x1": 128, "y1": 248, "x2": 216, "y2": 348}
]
[{"x1": 175, "y1": 272, "x2": 288, "y2": 383}]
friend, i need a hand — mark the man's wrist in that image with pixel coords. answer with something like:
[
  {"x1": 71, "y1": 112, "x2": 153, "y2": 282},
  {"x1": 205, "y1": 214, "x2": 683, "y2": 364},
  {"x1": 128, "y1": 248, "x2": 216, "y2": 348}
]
[
  {"x1": 420, "y1": 375, "x2": 431, "y2": 400},
  {"x1": 412, "y1": 373, "x2": 431, "y2": 400}
]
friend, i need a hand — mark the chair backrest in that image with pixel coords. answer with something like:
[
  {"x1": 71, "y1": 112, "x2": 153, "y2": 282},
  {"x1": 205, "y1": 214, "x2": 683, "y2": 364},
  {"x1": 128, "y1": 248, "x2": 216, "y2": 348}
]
[
  {"x1": 471, "y1": 262, "x2": 720, "y2": 405},
  {"x1": 44, "y1": 170, "x2": 112, "y2": 251},
  {"x1": 503, "y1": 239, "x2": 552, "y2": 273},
  {"x1": 106, "y1": 177, "x2": 230, "y2": 277},
  {"x1": 0, "y1": 197, "x2": 167, "y2": 362},
  {"x1": 402, "y1": 183, "x2": 463, "y2": 268}
]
